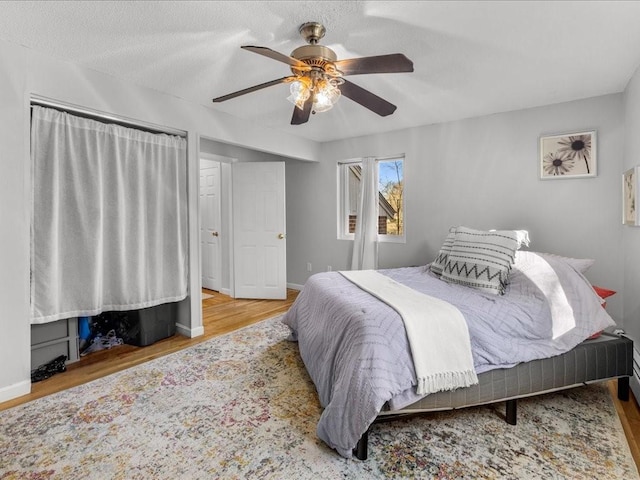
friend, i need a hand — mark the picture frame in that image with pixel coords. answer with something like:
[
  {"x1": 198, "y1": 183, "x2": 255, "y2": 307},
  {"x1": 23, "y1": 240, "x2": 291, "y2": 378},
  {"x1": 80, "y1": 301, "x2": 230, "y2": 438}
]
[
  {"x1": 623, "y1": 167, "x2": 639, "y2": 226},
  {"x1": 539, "y1": 130, "x2": 596, "y2": 179}
]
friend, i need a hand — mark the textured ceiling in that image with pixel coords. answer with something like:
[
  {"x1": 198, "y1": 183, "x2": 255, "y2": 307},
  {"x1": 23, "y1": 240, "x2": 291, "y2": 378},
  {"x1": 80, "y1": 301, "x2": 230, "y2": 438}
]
[{"x1": 2, "y1": 1, "x2": 640, "y2": 143}]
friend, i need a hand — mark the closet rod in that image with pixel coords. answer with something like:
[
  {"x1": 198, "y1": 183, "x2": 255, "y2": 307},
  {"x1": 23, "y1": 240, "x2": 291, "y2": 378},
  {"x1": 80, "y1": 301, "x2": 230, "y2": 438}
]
[{"x1": 30, "y1": 95, "x2": 187, "y2": 138}]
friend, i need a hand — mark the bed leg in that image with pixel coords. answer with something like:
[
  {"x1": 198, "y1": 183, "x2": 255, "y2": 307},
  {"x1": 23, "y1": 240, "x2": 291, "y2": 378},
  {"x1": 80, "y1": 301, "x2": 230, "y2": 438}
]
[
  {"x1": 618, "y1": 376, "x2": 630, "y2": 401},
  {"x1": 506, "y1": 399, "x2": 517, "y2": 425},
  {"x1": 353, "y1": 430, "x2": 369, "y2": 460}
]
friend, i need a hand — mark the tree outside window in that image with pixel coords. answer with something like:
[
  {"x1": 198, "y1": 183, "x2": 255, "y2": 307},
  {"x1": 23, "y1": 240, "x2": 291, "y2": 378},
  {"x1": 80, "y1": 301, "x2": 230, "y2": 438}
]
[{"x1": 378, "y1": 159, "x2": 403, "y2": 236}]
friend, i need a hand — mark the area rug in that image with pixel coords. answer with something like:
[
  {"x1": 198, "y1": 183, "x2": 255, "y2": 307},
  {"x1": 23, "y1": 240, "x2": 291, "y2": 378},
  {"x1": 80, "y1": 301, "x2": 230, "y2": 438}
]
[
  {"x1": 201, "y1": 292, "x2": 214, "y2": 300},
  {"x1": 1, "y1": 316, "x2": 638, "y2": 479}
]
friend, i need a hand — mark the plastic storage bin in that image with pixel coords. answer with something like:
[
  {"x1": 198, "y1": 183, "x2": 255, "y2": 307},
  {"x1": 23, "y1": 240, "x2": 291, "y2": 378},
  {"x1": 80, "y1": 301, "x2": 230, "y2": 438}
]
[{"x1": 120, "y1": 302, "x2": 177, "y2": 347}]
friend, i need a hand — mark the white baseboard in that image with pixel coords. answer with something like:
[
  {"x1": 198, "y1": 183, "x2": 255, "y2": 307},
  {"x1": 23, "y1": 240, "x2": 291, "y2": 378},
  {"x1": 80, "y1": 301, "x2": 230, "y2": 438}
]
[
  {"x1": 0, "y1": 379, "x2": 31, "y2": 404},
  {"x1": 176, "y1": 323, "x2": 204, "y2": 339},
  {"x1": 217, "y1": 285, "x2": 300, "y2": 296}
]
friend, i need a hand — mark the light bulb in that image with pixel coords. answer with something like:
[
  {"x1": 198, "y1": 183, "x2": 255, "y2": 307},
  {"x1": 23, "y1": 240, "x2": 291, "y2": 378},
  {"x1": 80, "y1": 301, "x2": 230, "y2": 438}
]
[
  {"x1": 287, "y1": 80, "x2": 310, "y2": 110},
  {"x1": 312, "y1": 80, "x2": 341, "y2": 113}
]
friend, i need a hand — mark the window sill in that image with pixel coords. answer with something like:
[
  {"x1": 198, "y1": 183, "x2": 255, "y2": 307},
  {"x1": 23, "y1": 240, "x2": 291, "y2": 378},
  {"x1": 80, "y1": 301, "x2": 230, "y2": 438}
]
[{"x1": 338, "y1": 235, "x2": 406, "y2": 244}]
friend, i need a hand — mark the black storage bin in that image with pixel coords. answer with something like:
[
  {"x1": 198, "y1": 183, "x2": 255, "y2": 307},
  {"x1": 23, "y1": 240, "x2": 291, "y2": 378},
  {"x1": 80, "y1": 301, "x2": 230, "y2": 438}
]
[{"x1": 119, "y1": 302, "x2": 178, "y2": 347}]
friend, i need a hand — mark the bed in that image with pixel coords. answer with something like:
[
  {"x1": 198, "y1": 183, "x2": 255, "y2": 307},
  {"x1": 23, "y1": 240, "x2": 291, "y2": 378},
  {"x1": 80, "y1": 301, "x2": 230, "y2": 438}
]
[{"x1": 282, "y1": 234, "x2": 634, "y2": 460}]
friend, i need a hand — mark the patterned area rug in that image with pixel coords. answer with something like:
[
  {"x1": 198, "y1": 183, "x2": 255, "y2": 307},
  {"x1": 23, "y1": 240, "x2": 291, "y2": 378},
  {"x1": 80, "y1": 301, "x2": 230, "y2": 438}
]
[{"x1": 1, "y1": 316, "x2": 638, "y2": 479}]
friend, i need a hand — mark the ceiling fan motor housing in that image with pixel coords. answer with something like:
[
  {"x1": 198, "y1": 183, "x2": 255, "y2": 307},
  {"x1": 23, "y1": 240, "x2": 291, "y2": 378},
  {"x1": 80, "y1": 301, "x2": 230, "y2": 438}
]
[
  {"x1": 291, "y1": 44, "x2": 337, "y2": 71},
  {"x1": 291, "y1": 22, "x2": 341, "y2": 76}
]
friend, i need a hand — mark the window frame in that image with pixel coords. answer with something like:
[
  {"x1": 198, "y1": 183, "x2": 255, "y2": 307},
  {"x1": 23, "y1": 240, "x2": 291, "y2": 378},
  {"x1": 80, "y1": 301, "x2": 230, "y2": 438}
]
[{"x1": 337, "y1": 155, "x2": 406, "y2": 244}]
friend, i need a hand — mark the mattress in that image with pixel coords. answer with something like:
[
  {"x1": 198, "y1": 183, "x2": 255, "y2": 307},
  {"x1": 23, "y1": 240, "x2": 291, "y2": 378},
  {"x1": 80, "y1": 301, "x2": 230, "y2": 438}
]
[{"x1": 380, "y1": 332, "x2": 633, "y2": 415}]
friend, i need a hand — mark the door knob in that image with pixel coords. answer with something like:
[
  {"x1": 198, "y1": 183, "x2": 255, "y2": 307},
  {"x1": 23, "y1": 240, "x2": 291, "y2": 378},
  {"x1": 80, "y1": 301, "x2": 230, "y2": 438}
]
[
  {"x1": 212, "y1": 231, "x2": 219, "y2": 237},
  {"x1": 278, "y1": 233, "x2": 286, "y2": 239}
]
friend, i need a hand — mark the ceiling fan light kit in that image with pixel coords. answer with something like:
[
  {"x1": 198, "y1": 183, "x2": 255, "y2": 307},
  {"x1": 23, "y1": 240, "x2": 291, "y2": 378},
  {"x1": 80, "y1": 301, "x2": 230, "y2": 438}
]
[
  {"x1": 212, "y1": 22, "x2": 413, "y2": 125},
  {"x1": 287, "y1": 71, "x2": 343, "y2": 113}
]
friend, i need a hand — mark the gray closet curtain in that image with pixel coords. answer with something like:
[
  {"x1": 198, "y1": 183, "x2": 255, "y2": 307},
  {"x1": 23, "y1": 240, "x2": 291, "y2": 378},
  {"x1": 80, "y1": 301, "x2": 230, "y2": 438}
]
[{"x1": 30, "y1": 106, "x2": 188, "y2": 324}]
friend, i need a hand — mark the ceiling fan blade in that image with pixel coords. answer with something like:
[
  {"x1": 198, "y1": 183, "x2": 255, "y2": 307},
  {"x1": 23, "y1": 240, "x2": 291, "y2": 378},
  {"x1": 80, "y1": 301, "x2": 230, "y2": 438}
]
[
  {"x1": 212, "y1": 76, "x2": 295, "y2": 102},
  {"x1": 339, "y1": 79, "x2": 397, "y2": 117},
  {"x1": 291, "y1": 97, "x2": 312, "y2": 125},
  {"x1": 334, "y1": 53, "x2": 414, "y2": 76},
  {"x1": 241, "y1": 46, "x2": 311, "y2": 71}
]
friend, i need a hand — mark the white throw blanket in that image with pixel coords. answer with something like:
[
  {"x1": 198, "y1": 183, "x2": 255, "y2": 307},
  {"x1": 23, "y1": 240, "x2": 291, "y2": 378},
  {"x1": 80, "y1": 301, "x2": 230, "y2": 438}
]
[{"x1": 340, "y1": 270, "x2": 478, "y2": 395}]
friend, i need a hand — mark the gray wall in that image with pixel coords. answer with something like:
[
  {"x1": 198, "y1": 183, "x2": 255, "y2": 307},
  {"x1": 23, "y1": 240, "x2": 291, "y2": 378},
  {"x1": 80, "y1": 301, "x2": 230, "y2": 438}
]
[
  {"x1": 623, "y1": 66, "x2": 640, "y2": 349},
  {"x1": 286, "y1": 94, "x2": 626, "y2": 323}
]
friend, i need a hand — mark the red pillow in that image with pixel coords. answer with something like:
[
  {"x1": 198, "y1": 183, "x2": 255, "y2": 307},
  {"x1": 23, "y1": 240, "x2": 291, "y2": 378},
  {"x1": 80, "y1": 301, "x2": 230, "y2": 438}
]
[
  {"x1": 588, "y1": 286, "x2": 616, "y2": 339},
  {"x1": 593, "y1": 285, "x2": 616, "y2": 302}
]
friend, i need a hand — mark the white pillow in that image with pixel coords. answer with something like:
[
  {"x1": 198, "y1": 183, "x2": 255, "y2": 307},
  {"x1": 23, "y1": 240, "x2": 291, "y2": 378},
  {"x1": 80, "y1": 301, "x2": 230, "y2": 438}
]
[
  {"x1": 508, "y1": 250, "x2": 615, "y2": 341},
  {"x1": 516, "y1": 251, "x2": 594, "y2": 274}
]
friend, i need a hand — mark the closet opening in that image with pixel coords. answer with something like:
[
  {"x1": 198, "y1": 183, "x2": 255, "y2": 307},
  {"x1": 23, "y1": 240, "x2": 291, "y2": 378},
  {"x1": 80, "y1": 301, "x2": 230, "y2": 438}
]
[{"x1": 29, "y1": 98, "x2": 189, "y2": 381}]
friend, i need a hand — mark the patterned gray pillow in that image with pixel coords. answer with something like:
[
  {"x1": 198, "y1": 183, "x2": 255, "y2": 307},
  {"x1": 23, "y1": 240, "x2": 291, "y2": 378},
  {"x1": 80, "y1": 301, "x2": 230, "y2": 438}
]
[
  {"x1": 441, "y1": 227, "x2": 522, "y2": 295},
  {"x1": 429, "y1": 227, "x2": 456, "y2": 276}
]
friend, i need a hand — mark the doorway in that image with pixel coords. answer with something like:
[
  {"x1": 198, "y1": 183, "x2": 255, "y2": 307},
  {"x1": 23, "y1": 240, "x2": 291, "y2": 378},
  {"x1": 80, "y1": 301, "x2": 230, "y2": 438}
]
[
  {"x1": 200, "y1": 159, "x2": 221, "y2": 292},
  {"x1": 198, "y1": 147, "x2": 287, "y2": 301}
]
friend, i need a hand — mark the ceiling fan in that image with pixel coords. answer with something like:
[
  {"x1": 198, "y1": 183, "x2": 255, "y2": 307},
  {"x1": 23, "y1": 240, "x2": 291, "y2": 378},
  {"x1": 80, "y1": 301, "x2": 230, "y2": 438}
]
[{"x1": 212, "y1": 22, "x2": 414, "y2": 125}]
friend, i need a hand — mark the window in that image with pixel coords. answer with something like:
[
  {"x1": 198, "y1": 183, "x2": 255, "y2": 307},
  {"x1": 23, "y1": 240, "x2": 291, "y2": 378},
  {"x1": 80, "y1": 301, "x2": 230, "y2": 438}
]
[{"x1": 338, "y1": 156, "x2": 405, "y2": 242}]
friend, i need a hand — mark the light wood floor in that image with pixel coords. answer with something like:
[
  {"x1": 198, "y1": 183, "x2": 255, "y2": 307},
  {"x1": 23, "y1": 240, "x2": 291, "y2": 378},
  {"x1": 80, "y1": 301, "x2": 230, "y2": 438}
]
[
  {"x1": 0, "y1": 289, "x2": 298, "y2": 410},
  {"x1": 1, "y1": 288, "x2": 639, "y2": 470},
  {"x1": 609, "y1": 380, "x2": 640, "y2": 469}
]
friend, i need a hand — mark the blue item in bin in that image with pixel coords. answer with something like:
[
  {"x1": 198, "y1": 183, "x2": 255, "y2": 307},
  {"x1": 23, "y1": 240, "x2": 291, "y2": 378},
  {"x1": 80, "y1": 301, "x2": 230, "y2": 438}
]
[{"x1": 78, "y1": 317, "x2": 91, "y2": 340}]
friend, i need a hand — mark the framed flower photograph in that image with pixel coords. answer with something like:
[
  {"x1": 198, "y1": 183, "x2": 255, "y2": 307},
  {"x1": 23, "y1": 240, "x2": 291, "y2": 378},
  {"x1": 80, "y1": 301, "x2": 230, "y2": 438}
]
[
  {"x1": 623, "y1": 167, "x2": 639, "y2": 226},
  {"x1": 539, "y1": 130, "x2": 596, "y2": 179}
]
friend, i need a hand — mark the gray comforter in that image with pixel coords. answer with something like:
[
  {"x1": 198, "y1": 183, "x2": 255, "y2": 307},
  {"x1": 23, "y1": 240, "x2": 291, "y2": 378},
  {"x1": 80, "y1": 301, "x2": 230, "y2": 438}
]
[{"x1": 282, "y1": 252, "x2": 615, "y2": 458}]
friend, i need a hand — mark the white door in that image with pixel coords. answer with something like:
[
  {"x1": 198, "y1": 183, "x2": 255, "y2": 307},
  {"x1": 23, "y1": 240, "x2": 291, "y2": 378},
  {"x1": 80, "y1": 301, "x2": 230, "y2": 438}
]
[
  {"x1": 232, "y1": 162, "x2": 286, "y2": 299},
  {"x1": 200, "y1": 162, "x2": 222, "y2": 291}
]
